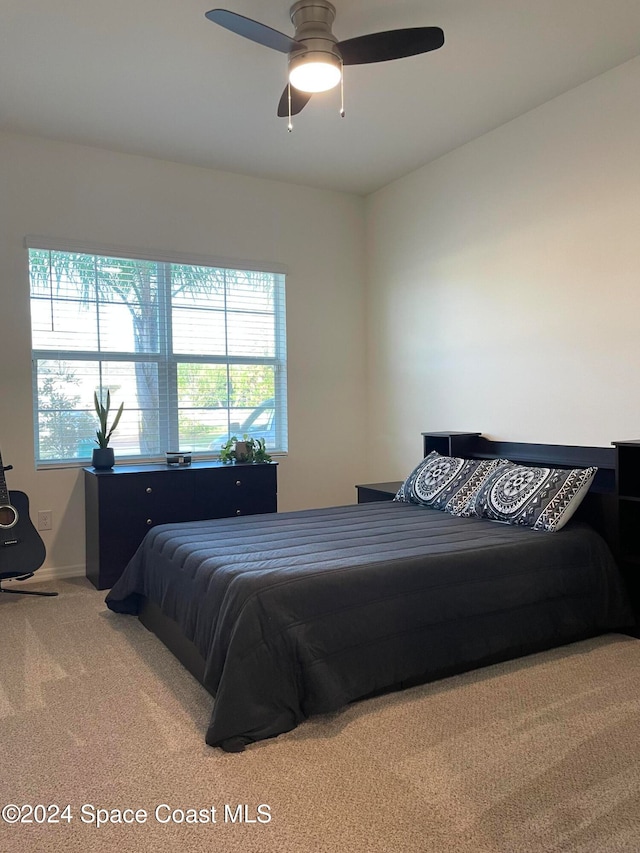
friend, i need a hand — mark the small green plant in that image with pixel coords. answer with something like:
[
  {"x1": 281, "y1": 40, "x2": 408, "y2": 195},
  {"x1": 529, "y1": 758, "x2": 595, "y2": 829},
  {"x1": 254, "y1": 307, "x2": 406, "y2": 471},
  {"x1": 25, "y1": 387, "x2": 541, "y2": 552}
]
[
  {"x1": 219, "y1": 435, "x2": 272, "y2": 464},
  {"x1": 94, "y1": 390, "x2": 124, "y2": 448}
]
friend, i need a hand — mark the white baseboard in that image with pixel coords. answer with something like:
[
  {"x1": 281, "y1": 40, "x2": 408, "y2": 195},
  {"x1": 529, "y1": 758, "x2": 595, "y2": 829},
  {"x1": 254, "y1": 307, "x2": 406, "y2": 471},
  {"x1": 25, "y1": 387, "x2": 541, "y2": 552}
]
[{"x1": 5, "y1": 564, "x2": 86, "y2": 586}]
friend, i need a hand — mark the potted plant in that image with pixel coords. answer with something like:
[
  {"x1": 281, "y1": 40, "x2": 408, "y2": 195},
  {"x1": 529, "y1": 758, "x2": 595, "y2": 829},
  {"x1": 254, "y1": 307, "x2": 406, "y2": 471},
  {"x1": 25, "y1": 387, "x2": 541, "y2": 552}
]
[
  {"x1": 219, "y1": 435, "x2": 272, "y2": 464},
  {"x1": 92, "y1": 390, "x2": 124, "y2": 470}
]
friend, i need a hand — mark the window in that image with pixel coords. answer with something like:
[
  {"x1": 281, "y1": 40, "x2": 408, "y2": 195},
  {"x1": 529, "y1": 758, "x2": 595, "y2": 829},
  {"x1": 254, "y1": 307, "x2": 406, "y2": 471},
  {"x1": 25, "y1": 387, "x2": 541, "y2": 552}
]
[{"x1": 27, "y1": 241, "x2": 287, "y2": 465}]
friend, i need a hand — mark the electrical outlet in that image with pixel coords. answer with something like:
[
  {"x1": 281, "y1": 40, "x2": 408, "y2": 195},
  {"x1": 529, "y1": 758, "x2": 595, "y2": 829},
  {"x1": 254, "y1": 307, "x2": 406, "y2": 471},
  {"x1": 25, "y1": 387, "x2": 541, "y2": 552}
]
[{"x1": 37, "y1": 510, "x2": 52, "y2": 531}]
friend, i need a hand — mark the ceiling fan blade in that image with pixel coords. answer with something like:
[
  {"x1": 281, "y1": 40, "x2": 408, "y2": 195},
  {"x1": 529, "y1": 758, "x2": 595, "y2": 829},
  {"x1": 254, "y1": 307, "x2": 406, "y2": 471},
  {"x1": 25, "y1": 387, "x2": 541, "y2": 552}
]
[
  {"x1": 337, "y1": 27, "x2": 444, "y2": 65},
  {"x1": 205, "y1": 9, "x2": 304, "y2": 54},
  {"x1": 277, "y1": 86, "x2": 313, "y2": 118}
]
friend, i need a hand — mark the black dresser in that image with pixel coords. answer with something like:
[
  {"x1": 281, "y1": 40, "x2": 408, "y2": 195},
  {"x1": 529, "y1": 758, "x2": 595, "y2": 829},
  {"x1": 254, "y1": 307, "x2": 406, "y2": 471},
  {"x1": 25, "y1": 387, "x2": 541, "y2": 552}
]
[{"x1": 84, "y1": 461, "x2": 277, "y2": 589}]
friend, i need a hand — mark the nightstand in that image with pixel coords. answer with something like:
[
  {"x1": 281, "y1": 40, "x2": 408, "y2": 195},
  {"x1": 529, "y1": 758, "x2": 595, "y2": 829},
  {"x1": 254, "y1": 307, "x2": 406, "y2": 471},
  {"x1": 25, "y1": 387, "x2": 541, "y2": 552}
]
[{"x1": 356, "y1": 481, "x2": 402, "y2": 503}]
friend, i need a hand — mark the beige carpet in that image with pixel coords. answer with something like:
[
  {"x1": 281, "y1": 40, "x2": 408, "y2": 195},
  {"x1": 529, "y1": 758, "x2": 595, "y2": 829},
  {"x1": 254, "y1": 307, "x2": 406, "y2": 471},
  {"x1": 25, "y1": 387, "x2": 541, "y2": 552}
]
[{"x1": 1, "y1": 577, "x2": 639, "y2": 853}]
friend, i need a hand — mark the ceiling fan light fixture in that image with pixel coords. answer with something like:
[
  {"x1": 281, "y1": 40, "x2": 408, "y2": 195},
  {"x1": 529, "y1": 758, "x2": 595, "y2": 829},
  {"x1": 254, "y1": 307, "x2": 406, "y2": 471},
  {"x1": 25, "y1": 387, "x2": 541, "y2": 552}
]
[{"x1": 289, "y1": 51, "x2": 341, "y2": 93}]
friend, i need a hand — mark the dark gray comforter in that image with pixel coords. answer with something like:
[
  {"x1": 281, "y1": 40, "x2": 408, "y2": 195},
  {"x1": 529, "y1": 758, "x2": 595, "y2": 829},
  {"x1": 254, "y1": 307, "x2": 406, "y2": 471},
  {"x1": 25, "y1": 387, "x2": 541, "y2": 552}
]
[{"x1": 105, "y1": 501, "x2": 633, "y2": 750}]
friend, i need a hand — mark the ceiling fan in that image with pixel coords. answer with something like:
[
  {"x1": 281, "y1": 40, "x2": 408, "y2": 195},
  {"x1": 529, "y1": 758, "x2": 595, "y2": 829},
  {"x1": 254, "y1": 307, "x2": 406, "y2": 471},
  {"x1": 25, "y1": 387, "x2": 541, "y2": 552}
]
[{"x1": 205, "y1": 1, "x2": 444, "y2": 120}]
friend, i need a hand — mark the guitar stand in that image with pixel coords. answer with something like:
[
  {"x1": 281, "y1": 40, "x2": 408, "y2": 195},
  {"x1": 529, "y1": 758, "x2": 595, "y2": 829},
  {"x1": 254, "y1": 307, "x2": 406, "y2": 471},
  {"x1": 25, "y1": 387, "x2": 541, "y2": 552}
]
[{"x1": 0, "y1": 573, "x2": 59, "y2": 597}]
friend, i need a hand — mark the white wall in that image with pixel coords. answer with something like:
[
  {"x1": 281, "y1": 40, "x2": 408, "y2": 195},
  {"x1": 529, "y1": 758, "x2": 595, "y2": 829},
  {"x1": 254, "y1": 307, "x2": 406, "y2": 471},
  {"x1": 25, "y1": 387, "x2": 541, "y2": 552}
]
[
  {"x1": 365, "y1": 56, "x2": 640, "y2": 481},
  {"x1": 0, "y1": 132, "x2": 367, "y2": 576}
]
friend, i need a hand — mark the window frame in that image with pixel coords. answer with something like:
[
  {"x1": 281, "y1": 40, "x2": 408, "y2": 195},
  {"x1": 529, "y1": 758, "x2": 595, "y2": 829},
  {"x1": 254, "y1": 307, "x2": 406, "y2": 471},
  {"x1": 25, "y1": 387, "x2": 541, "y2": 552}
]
[{"x1": 26, "y1": 237, "x2": 288, "y2": 467}]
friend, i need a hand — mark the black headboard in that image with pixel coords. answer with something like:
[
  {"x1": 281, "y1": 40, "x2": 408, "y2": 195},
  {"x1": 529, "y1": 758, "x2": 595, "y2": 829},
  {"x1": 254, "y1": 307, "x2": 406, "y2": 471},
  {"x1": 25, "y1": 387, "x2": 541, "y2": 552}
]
[{"x1": 422, "y1": 431, "x2": 618, "y2": 558}]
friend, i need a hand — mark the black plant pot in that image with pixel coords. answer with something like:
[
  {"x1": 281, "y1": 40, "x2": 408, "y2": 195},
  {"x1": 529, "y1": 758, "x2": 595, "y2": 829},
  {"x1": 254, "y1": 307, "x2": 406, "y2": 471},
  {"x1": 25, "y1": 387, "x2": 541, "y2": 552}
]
[{"x1": 92, "y1": 447, "x2": 115, "y2": 470}]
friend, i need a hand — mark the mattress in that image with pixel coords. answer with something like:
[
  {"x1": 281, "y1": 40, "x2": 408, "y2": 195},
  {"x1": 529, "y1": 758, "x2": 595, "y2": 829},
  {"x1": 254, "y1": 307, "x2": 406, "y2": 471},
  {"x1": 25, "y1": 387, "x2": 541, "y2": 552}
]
[{"x1": 106, "y1": 501, "x2": 633, "y2": 750}]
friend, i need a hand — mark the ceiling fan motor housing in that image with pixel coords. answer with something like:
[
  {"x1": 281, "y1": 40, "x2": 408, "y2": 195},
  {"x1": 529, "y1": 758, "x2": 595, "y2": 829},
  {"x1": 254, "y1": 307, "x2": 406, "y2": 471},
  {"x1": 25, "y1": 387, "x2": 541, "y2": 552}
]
[{"x1": 289, "y1": 0, "x2": 341, "y2": 64}]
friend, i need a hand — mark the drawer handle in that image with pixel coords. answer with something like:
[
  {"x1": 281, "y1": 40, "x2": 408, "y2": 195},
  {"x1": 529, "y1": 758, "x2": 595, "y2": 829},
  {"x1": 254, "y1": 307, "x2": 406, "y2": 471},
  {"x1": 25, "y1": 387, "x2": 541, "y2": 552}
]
[
  {"x1": 146, "y1": 487, "x2": 153, "y2": 494},
  {"x1": 236, "y1": 509, "x2": 241, "y2": 515},
  {"x1": 146, "y1": 518, "x2": 153, "y2": 525},
  {"x1": 235, "y1": 480, "x2": 242, "y2": 487}
]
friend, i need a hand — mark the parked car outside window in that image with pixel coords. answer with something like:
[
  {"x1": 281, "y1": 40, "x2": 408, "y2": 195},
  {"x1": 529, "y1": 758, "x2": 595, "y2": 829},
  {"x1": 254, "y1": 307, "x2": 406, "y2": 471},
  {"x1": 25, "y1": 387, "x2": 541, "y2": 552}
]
[{"x1": 210, "y1": 398, "x2": 276, "y2": 450}]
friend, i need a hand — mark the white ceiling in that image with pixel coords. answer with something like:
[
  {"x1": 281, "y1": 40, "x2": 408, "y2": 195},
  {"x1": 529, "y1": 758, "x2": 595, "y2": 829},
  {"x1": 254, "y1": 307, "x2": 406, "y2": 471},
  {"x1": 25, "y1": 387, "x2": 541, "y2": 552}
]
[{"x1": 2, "y1": 1, "x2": 640, "y2": 195}]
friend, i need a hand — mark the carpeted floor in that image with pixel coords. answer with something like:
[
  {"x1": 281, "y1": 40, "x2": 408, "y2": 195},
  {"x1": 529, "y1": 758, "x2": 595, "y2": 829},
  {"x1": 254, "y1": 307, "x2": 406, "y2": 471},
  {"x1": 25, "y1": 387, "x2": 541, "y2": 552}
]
[{"x1": 1, "y1": 577, "x2": 639, "y2": 853}]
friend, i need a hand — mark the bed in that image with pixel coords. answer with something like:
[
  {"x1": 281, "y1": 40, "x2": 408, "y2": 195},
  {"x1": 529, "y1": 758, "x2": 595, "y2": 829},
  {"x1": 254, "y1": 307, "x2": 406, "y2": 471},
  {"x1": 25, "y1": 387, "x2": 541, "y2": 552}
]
[{"x1": 105, "y1": 433, "x2": 635, "y2": 752}]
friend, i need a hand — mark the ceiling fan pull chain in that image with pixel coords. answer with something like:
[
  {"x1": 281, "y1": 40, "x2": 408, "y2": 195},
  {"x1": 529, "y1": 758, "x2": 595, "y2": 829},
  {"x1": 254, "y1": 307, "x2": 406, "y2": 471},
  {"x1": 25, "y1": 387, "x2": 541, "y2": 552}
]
[
  {"x1": 340, "y1": 61, "x2": 345, "y2": 117},
  {"x1": 287, "y1": 83, "x2": 293, "y2": 132}
]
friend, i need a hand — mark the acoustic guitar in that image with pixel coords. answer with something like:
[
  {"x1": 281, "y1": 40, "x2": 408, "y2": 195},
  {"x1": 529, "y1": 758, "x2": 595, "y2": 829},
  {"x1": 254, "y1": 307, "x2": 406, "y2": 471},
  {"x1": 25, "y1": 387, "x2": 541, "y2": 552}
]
[{"x1": 0, "y1": 449, "x2": 48, "y2": 587}]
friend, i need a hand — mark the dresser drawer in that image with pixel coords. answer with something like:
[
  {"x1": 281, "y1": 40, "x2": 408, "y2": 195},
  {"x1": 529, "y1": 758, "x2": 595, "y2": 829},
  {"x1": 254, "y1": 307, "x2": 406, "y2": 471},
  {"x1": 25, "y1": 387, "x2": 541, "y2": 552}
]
[
  {"x1": 194, "y1": 464, "x2": 278, "y2": 518},
  {"x1": 102, "y1": 471, "x2": 196, "y2": 527}
]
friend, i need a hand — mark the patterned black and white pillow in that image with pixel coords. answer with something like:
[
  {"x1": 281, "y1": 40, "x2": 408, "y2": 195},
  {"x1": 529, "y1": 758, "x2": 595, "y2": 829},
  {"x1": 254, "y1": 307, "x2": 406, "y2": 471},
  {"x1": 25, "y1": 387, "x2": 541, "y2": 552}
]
[
  {"x1": 470, "y1": 463, "x2": 597, "y2": 531},
  {"x1": 393, "y1": 451, "x2": 441, "y2": 503},
  {"x1": 394, "y1": 451, "x2": 506, "y2": 514},
  {"x1": 444, "y1": 458, "x2": 510, "y2": 516}
]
